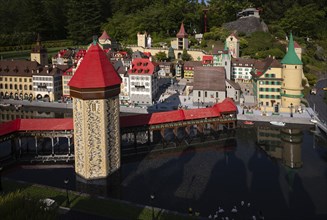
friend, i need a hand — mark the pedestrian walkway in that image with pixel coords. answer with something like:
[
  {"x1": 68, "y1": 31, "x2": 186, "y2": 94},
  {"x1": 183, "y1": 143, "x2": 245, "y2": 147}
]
[{"x1": 237, "y1": 105, "x2": 315, "y2": 125}]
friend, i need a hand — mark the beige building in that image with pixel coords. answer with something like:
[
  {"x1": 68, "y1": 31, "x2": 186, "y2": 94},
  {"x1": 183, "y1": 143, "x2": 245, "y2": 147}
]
[
  {"x1": 252, "y1": 57, "x2": 283, "y2": 112},
  {"x1": 251, "y1": 33, "x2": 303, "y2": 113},
  {"x1": 226, "y1": 33, "x2": 240, "y2": 58},
  {"x1": 0, "y1": 60, "x2": 36, "y2": 100}
]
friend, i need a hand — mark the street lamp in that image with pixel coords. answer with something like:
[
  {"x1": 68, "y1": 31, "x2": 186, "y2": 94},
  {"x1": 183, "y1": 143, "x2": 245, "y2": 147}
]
[
  {"x1": 290, "y1": 103, "x2": 294, "y2": 117},
  {"x1": 150, "y1": 194, "x2": 155, "y2": 220},
  {"x1": 64, "y1": 178, "x2": 70, "y2": 207}
]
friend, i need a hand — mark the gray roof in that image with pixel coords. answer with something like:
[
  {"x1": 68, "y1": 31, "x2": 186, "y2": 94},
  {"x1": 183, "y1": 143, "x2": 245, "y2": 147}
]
[
  {"x1": 0, "y1": 60, "x2": 39, "y2": 77},
  {"x1": 226, "y1": 79, "x2": 241, "y2": 90},
  {"x1": 193, "y1": 66, "x2": 226, "y2": 91}
]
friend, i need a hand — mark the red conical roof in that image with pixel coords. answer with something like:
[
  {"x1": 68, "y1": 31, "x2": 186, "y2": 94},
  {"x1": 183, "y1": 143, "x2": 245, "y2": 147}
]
[
  {"x1": 177, "y1": 22, "x2": 188, "y2": 38},
  {"x1": 68, "y1": 43, "x2": 121, "y2": 89},
  {"x1": 99, "y1": 30, "x2": 111, "y2": 40}
]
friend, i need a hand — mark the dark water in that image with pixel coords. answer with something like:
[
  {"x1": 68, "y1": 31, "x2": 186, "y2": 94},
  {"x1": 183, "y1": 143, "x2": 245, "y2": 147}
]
[{"x1": 2, "y1": 110, "x2": 327, "y2": 219}]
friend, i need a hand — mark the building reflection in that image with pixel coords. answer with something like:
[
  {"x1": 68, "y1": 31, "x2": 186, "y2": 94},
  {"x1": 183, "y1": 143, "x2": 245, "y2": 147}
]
[
  {"x1": 0, "y1": 106, "x2": 72, "y2": 123},
  {"x1": 256, "y1": 126, "x2": 303, "y2": 169}
]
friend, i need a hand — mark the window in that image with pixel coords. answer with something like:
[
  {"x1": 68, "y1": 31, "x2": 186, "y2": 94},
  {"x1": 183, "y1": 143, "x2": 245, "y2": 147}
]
[
  {"x1": 216, "y1": 92, "x2": 218, "y2": 97},
  {"x1": 205, "y1": 91, "x2": 207, "y2": 97},
  {"x1": 198, "y1": 91, "x2": 201, "y2": 97}
]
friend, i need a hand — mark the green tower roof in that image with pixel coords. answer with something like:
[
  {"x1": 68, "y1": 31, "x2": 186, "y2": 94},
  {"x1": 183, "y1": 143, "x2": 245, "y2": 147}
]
[{"x1": 281, "y1": 33, "x2": 303, "y2": 65}]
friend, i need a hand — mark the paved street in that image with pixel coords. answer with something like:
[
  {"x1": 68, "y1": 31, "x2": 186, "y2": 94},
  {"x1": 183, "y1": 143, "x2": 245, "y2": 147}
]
[{"x1": 306, "y1": 78, "x2": 327, "y2": 123}]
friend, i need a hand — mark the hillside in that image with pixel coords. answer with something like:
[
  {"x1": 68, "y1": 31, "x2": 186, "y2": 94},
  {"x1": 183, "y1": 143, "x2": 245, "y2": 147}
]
[{"x1": 222, "y1": 17, "x2": 269, "y2": 35}]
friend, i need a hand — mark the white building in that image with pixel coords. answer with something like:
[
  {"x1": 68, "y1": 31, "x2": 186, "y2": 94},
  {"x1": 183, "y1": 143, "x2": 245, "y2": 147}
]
[
  {"x1": 33, "y1": 66, "x2": 63, "y2": 101},
  {"x1": 192, "y1": 66, "x2": 226, "y2": 106},
  {"x1": 231, "y1": 58, "x2": 255, "y2": 83},
  {"x1": 127, "y1": 58, "x2": 159, "y2": 106}
]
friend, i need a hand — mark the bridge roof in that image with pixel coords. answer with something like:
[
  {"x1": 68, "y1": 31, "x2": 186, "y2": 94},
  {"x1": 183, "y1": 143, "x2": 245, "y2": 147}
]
[
  {"x1": 0, "y1": 99, "x2": 237, "y2": 135},
  {"x1": 0, "y1": 118, "x2": 74, "y2": 136}
]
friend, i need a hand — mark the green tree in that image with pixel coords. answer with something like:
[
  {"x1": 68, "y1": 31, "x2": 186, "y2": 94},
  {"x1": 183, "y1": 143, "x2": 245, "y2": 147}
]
[
  {"x1": 168, "y1": 47, "x2": 176, "y2": 61},
  {"x1": 181, "y1": 49, "x2": 192, "y2": 61},
  {"x1": 155, "y1": 51, "x2": 167, "y2": 61},
  {"x1": 66, "y1": 0, "x2": 102, "y2": 44},
  {"x1": 279, "y1": 4, "x2": 326, "y2": 38}
]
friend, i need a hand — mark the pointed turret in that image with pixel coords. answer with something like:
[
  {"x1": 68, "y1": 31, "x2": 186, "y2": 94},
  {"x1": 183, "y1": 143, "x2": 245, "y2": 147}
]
[
  {"x1": 281, "y1": 33, "x2": 302, "y2": 65},
  {"x1": 176, "y1": 23, "x2": 189, "y2": 50},
  {"x1": 99, "y1": 30, "x2": 111, "y2": 41},
  {"x1": 31, "y1": 33, "x2": 48, "y2": 65},
  {"x1": 69, "y1": 42, "x2": 121, "y2": 98},
  {"x1": 177, "y1": 22, "x2": 188, "y2": 38}
]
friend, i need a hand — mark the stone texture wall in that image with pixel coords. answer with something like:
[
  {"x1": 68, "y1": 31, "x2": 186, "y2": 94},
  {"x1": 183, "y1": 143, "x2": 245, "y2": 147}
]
[{"x1": 73, "y1": 96, "x2": 120, "y2": 180}]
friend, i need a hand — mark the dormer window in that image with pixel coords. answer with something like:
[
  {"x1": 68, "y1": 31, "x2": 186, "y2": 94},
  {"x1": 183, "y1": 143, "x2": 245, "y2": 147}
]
[{"x1": 230, "y1": 37, "x2": 233, "y2": 41}]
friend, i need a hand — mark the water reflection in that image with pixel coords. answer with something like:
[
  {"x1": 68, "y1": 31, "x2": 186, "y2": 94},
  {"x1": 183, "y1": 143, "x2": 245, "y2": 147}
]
[
  {"x1": 0, "y1": 106, "x2": 72, "y2": 123},
  {"x1": 256, "y1": 126, "x2": 303, "y2": 169}
]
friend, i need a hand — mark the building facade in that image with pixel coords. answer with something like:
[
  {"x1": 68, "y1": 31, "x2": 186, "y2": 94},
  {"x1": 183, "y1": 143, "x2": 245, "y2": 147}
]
[
  {"x1": 183, "y1": 61, "x2": 202, "y2": 79},
  {"x1": 127, "y1": 58, "x2": 159, "y2": 106},
  {"x1": 232, "y1": 58, "x2": 255, "y2": 82},
  {"x1": 251, "y1": 57, "x2": 283, "y2": 111},
  {"x1": 192, "y1": 66, "x2": 226, "y2": 105}
]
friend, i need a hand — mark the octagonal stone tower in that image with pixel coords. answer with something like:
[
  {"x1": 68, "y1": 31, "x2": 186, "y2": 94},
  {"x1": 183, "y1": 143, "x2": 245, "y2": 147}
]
[{"x1": 69, "y1": 42, "x2": 122, "y2": 182}]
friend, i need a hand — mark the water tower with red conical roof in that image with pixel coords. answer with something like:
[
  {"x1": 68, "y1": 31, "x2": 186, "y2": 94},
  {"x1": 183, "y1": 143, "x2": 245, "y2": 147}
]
[{"x1": 69, "y1": 40, "x2": 122, "y2": 184}]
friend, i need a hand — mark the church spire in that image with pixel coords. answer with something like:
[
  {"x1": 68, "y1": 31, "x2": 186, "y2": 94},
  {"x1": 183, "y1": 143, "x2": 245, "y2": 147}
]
[
  {"x1": 281, "y1": 32, "x2": 302, "y2": 65},
  {"x1": 176, "y1": 22, "x2": 188, "y2": 38}
]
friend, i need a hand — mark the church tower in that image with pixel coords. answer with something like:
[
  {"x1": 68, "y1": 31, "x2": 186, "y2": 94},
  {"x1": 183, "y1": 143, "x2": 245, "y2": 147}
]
[
  {"x1": 30, "y1": 34, "x2": 48, "y2": 66},
  {"x1": 281, "y1": 33, "x2": 303, "y2": 109},
  {"x1": 176, "y1": 23, "x2": 189, "y2": 50},
  {"x1": 226, "y1": 33, "x2": 239, "y2": 58},
  {"x1": 68, "y1": 41, "x2": 122, "y2": 183}
]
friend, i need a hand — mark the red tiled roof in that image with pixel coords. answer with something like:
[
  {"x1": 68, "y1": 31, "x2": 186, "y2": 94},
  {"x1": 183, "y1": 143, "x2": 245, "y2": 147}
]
[
  {"x1": 0, "y1": 99, "x2": 237, "y2": 136},
  {"x1": 214, "y1": 98, "x2": 237, "y2": 112},
  {"x1": 121, "y1": 98, "x2": 236, "y2": 127},
  {"x1": 128, "y1": 58, "x2": 156, "y2": 75},
  {"x1": 202, "y1": 55, "x2": 213, "y2": 65},
  {"x1": 99, "y1": 30, "x2": 111, "y2": 40},
  {"x1": 143, "y1": 52, "x2": 151, "y2": 57},
  {"x1": 0, "y1": 119, "x2": 20, "y2": 136},
  {"x1": 149, "y1": 110, "x2": 185, "y2": 125},
  {"x1": 229, "y1": 32, "x2": 239, "y2": 40},
  {"x1": 63, "y1": 67, "x2": 73, "y2": 76},
  {"x1": 68, "y1": 43, "x2": 121, "y2": 89},
  {"x1": 294, "y1": 41, "x2": 301, "y2": 48},
  {"x1": 0, "y1": 118, "x2": 73, "y2": 136},
  {"x1": 177, "y1": 22, "x2": 188, "y2": 38},
  {"x1": 183, "y1": 108, "x2": 220, "y2": 120}
]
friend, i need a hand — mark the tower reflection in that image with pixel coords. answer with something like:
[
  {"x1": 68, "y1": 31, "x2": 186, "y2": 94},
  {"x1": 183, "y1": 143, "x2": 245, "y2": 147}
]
[{"x1": 256, "y1": 126, "x2": 303, "y2": 169}]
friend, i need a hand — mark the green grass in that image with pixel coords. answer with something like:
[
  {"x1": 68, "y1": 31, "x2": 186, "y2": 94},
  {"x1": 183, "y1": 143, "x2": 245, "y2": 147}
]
[{"x1": 2, "y1": 179, "x2": 198, "y2": 220}]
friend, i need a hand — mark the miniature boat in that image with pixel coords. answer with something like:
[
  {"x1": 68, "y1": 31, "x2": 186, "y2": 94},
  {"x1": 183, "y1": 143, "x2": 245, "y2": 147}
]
[
  {"x1": 270, "y1": 121, "x2": 286, "y2": 126},
  {"x1": 243, "y1": 121, "x2": 254, "y2": 125},
  {"x1": 310, "y1": 118, "x2": 318, "y2": 123}
]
